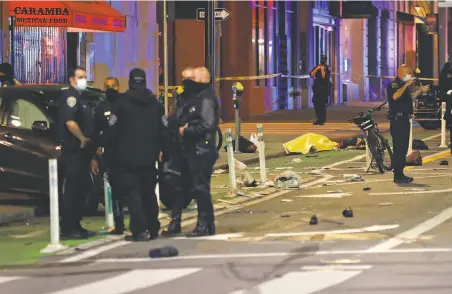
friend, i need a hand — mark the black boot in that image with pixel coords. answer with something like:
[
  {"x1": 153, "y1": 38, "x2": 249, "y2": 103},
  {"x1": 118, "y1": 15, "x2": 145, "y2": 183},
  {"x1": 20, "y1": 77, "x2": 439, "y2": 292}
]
[
  {"x1": 162, "y1": 197, "x2": 183, "y2": 236},
  {"x1": 186, "y1": 213, "x2": 215, "y2": 237}
]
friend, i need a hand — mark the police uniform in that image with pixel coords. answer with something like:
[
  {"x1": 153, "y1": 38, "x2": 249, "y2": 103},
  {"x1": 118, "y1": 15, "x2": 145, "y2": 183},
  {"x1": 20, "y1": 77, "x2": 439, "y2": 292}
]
[
  {"x1": 58, "y1": 87, "x2": 95, "y2": 238},
  {"x1": 310, "y1": 64, "x2": 331, "y2": 124},
  {"x1": 387, "y1": 77, "x2": 413, "y2": 182},
  {"x1": 93, "y1": 88, "x2": 125, "y2": 233},
  {"x1": 180, "y1": 81, "x2": 220, "y2": 237}
]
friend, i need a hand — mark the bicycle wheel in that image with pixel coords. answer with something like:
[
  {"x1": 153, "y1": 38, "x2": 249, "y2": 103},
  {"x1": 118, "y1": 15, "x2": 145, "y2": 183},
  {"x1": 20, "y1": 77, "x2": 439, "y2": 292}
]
[
  {"x1": 376, "y1": 132, "x2": 393, "y2": 171},
  {"x1": 216, "y1": 127, "x2": 223, "y2": 152},
  {"x1": 366, "y1": 131, "x2": 385, "y2": 173}
]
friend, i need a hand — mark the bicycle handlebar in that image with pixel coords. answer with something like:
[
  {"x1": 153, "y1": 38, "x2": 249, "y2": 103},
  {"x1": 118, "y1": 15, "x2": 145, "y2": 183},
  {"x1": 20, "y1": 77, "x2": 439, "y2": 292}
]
[{"x1": 348, "y1": 101, "x2": 387, "y2": 123}]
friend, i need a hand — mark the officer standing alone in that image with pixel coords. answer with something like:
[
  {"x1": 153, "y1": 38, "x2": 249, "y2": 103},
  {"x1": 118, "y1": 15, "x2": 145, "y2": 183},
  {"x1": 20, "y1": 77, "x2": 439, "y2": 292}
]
[
  {"x1": 310, "y1": 55, "x2": 331, "y2": 125},
  {"x1": 439, "y1": 63, "x2": 452, "y2": 151},
  {"x1": 170, "y1": 67, "x2": 220, "y2": 237},
  {"x1": 109, "y1": 69, "x2": 162, "y2": 241},
  {"x1": 58, "y1": 67, "x2": 96, "y2": 239},
  {"x1": 387, "y1": 64, "x2": 430, "y2": 184}
]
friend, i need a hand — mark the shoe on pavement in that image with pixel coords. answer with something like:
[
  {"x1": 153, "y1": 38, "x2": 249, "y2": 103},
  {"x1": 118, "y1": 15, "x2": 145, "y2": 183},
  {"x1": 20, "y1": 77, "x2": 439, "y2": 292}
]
[
  {"x1": 109, "y1": 227, "x2": 125, "y2": 235},
  {"x1": 161, "y1": 220, "x2": 182, "y2": 237},
  {"x1": 313, "y1": 120, "x2": 320, "y2": 125},
  {"x1": 394, "y1": 175, "x2": 413, "y2": 184},
  {"x1": 61, "y1": 229, "x2": 94, "y2": 240},
  {"x1": 126, "y1": 231, "x2": 151, "y2": 242}
]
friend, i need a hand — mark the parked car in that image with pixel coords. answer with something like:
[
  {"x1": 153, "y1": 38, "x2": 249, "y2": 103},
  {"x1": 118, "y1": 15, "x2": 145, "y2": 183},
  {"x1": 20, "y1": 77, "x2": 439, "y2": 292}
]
[
  {"x1": 0, "y1": 85, "x2": 105, "y2": 215},
  {"x1": 413, "y1": 85, "x2": 442, "y2": 130}
]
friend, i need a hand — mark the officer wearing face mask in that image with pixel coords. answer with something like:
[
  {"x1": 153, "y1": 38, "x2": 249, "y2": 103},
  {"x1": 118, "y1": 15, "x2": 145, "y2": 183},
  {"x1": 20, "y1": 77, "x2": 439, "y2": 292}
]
[
  {"x1": 58, "y1": 67, "x2": 96, "y2": 239},
  {"x1": 162, "y1": 67, "x2": 220, "y2": 237},
  {"x1": 91, "y1": 77, "x2": 125, "y2": 234},
  {"x1": 387, "y1": 64, "x2": 430, "y2": 184},
  {"x1": 310, "y1": 55, "x2": 331, "y2": 125}
]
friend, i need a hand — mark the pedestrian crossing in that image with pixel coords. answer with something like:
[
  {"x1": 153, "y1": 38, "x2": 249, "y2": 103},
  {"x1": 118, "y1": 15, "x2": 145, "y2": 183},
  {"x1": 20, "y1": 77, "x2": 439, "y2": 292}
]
[{"x1": 0, "y1": 264, "x2": 370, "y2": 294}]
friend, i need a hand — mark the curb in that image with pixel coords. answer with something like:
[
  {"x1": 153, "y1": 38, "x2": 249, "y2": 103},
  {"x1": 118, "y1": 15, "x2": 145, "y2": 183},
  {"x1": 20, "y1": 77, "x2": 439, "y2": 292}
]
[{"x1": 0, "y1": 210, "x2": 35, "y2": 226}]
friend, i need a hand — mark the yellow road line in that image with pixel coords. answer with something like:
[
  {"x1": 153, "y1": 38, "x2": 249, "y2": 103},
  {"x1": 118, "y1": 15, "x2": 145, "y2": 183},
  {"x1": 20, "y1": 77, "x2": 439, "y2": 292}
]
[{"x1": 405, "y1": 149, "x2": 450, "y2": 171}]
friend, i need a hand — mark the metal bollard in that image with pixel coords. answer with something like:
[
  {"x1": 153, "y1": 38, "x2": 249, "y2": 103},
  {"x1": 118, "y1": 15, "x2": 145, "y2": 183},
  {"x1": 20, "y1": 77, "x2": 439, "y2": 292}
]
[
  {"x1": 440, "y1": 102, "x2": 447, "y2": 148},
  {"x1": 257, "y1": 124, "x2": 267, "y2": 184},
  {"x1": 155, "y1": 161, "x2": 161, "y2": 217},
  {"x1": 407, "y1": 118, "x2": 414, "y2": 154},
  {"x1": 226, "y1": 129, "x2": 237, "y2": 192},
  {"x1": 364, "y1": 138, "x2": 371, "y2": 171},
  {"x1": 232, "y1": 82, "x2": 244, "y2": 154},
  {"x1": 103, "y1": 173, "x2": 114, "y2": 229},
  {"x1": 41, "y1": 159, "x2": 68, "y2": 253}
]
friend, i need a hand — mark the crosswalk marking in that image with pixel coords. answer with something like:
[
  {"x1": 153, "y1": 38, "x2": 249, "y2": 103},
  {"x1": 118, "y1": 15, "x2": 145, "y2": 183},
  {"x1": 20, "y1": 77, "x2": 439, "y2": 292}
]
[
  {"x1": 45, "y1": 268, "x2": 201, "y2": 294},
  {"x1": 0, "y1": 276, "x2": 24, "y2": 284},
  {"x1": 227, "y1": 270, "x2": 363, "y2": 294}
]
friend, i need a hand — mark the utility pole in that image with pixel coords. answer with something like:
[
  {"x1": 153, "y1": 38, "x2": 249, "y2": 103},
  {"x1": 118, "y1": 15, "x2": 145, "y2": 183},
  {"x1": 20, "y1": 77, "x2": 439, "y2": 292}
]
[
  {"x1": 163, "y1": 0, "x2": 169, "y2": 115},
  {"x1": 205, "y1": 1, "x2": 215, "y2": 88}
]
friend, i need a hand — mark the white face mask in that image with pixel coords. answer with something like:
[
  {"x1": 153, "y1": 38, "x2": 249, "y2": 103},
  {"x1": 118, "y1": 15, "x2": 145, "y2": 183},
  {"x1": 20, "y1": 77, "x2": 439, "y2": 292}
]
[
  {"x1": 76, "y1": 78, "x2": 87, "y2": 91},
  {"x1": 402, "y1": 74, "x2": 411, "y2": 82}
]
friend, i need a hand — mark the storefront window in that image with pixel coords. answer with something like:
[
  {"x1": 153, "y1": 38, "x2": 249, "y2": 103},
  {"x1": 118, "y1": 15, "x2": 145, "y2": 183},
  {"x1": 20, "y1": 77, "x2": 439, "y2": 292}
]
[{"x1": 11, "y1": 26, "x2": 66, "y2": 84}]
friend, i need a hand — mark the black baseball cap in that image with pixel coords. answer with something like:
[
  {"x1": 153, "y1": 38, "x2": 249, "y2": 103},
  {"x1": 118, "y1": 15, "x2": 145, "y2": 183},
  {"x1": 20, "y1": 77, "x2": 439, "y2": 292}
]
[{"x1": 129, "y1": 68, "x2": 146, "y2": 88}]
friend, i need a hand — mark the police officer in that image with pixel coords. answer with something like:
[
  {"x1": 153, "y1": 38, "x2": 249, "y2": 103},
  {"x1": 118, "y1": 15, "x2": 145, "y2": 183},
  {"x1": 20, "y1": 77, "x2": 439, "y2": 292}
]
[
  {"x1": 109, "y1": 68, "x2": 162, "y2": 242},
  {"x1": 168, "y1": 67, "x2": 220, "y2": 237},
  {"x1": 310, "y1": 55, "x2": 331, "y2": 125},
  {"x1": 0, "y1": 63, "x2": 20, "y2": 87},
  {"x1": 58, "y1": 67, "x2": 96, "y2": 239},
  {"x1": 439, "y1": 63, "x2": 452, "y2": 151},
  {"x1": 387, "y1": 64, "x2": 430, "y2": 184},
  {"x1": 91, "y1": 77, "x2": 125, "y2": 234}
]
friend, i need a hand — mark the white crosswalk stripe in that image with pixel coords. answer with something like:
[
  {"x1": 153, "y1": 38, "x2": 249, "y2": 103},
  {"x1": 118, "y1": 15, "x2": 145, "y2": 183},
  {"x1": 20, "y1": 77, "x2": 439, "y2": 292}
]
[{"x1": 0, "y1": 265, "x2": 370, "y2": 294}]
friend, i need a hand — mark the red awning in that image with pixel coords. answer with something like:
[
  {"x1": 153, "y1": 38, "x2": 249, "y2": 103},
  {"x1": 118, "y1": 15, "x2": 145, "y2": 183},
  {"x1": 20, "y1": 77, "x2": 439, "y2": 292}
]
[{"x1": 9, "y1": 1, "x2": 125, "y2": 33}]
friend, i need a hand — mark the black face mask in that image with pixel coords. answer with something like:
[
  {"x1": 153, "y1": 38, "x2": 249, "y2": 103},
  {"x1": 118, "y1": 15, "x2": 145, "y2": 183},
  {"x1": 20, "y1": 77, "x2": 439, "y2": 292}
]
[
  {"x1": 320, "y1": 60, "x2": 326, "y2": 65},
  {"x1": 182, "y1": 79, "x2": 197, "y2": 91}
]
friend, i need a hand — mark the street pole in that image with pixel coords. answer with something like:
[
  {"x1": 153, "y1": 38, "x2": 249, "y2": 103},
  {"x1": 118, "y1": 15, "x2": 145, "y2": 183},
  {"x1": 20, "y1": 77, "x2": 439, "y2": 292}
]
[
  {"x1": 205, "y1": 1, "x2": 215, "y2": 88},
  {"x1": 163, "y1": 0, "x2": 169, "y2": 115}
]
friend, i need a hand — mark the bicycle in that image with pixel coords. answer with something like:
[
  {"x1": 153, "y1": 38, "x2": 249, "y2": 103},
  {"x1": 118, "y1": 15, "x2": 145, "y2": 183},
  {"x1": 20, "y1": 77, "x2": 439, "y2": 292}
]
[{"x1": 348, "y1": 102, "x2": 393, "y2": 173}]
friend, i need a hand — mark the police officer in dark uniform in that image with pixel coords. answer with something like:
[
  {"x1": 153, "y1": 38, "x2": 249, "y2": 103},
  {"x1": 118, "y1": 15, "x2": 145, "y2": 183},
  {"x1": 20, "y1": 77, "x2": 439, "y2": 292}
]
[
  {"x1": 439, "y1": 63, "x2": 452, "y2": 151},
  {"x1": 58, "y1": 67, "x2": 96, "y2": 239},
  {"x1": 168, "y1": 67, "x2": 220, "y2": 237},
  {"x1": 387, "y1": 64, "x2": 430, "y2": 184},
  {"x1": 109, "y1": 68, "x2": 162, "y2": 242},
  {"x1": 0, "y1": 63, "x2": 20, "y2": 87},
  {"x1": 310, "y1": 55, "x2": 331, "y2": 125},
  {"x1": 91, "y1": 77, "x2": 125, "y2": 234}
]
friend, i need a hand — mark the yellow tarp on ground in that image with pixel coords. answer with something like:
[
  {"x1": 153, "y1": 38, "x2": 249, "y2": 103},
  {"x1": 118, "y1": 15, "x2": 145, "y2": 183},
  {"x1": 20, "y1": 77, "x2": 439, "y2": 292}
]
[{"x1": 283, "y1": 133, "x2": 339, "y2": 155}]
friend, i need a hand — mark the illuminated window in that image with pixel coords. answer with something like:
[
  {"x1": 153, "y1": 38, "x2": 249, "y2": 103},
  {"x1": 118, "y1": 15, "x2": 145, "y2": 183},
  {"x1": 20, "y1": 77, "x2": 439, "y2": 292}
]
[{"x1": 8, "y1": 99, "x2": 49, "y2": 131}]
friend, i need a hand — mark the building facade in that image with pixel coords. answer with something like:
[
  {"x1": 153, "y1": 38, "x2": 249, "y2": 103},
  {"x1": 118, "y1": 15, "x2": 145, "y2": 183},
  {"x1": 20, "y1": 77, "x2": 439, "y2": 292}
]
[
  {"x1": 163, "y1": 0, "x2": 446, "y2": 121},
  {"x1": 0, "y1": 0, "x2": 159, "y2": 92}
]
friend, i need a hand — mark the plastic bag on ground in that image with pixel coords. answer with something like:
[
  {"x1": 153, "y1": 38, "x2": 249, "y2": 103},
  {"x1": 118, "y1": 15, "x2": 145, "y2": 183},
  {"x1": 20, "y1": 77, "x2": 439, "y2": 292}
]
[
  {"x1": 283, "y1": 133, "x2": 339, "y2": 155},
  {"x1": 270, "y1": 170, "x2": 302, "y2": 189}
]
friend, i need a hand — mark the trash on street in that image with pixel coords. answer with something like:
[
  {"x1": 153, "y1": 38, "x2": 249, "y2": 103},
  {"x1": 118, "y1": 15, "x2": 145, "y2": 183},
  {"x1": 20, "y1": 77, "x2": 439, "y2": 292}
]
[
  {"x1": 328, "y1": 189, "x2": 344, "y2": 193},
  {"x1": 292, "y1": 158, "x2": 303, "y2": 163},
  {"x1": 281, "y1": 199, "x2": 294, "y2": 203},
  {"x1": 213, "y1": 169, "x2": 227, "y2": 174},
  {"x1": 378, "y1": 202, "x2": 394, "y2": 206},
  {"x1": 344, "y1": 174, "x2": 364, "y2": 182},
  {"x1": 270, "y1": 170, "x2": 302, "y2": 189}
]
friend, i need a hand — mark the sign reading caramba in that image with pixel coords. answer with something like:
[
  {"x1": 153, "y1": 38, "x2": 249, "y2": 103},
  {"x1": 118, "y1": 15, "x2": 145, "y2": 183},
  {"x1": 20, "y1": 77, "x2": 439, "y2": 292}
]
[{"x1": 10, "y1": 2, "x2": 125, "y2": 32}]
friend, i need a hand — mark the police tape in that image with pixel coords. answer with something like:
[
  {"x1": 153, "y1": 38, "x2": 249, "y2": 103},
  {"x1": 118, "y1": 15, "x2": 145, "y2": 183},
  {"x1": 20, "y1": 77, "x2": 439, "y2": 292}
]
[{"x1": 366, "y1": 74, "x2": 438, "y2": 81}]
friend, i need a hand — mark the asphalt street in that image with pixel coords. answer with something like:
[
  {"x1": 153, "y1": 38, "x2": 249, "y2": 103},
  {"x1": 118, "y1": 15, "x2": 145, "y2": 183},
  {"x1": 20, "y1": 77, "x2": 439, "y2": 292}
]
[{"x1": 1, "y1": 133, "x2": 452, "y2": 294}]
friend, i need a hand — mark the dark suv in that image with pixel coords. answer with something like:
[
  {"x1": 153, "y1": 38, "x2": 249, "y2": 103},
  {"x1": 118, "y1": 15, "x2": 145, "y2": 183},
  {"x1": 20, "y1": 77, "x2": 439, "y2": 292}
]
[{"x1": 0, "y1": 85, "x2": 105, "y2": 214}]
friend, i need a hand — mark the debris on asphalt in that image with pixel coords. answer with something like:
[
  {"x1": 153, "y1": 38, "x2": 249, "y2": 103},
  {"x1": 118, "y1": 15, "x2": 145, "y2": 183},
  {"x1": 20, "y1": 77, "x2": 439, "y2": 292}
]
[
  {"x1": 291, "y1": 158, "x2": 303, "y2": 163},
  {"x1": 148, "y1": 246, "x2": 179, "y2": 258},
  {"x1": 213, "y1": 169, "x2": 227, "y2": 174},
  {"x1": 217, "y1": 199, "x2": 235, "y2": 205},
  {"x1": 310, "y1": 215, "x2": 319, "y2": 225},
  {"x1": 270, "y1": 170, "x2": 302, "y2": 189},
  {"x1": 306, "y1": 152, "x2": 319, "y2": 158},
  {"x1": 236, "y1": 170, "x2": 257, "y2": 187},
  {"x1": 281, "y1": 199, "x2": 294, "y2": 203},
  {"x1": 405, "y1": 188, "x2": 427, "y2": 191},
  {"x1": 343, "y1": 174, "x2": 364, "y2": 182},
  {"x1": 275, "y1": 167, "x2": 294, "y2": 170},
  {"x1": 236, "y1": 190, "x2": 253, "y2": 198},
  {"x1": 327, "y1": 189, "x2": 344, "y2": 193},
  {"x1": 378, "y1": 202, "x2": 394, "y2": 206},
  {"x1": 280, "y1": 214, "x2": 291, "y2": 218},
  {"x1": 308, "y1": 170, "x2": 322, "y2": 176},
  {"x1": 440, "y1": 160, "x2": 448, "y2": 166},
  {"x1": 342, "y1": 207, "x2": 354, "y2": 218},
  {"x1": 363, "y1": 186, "x2": 371, "y2": 191}
]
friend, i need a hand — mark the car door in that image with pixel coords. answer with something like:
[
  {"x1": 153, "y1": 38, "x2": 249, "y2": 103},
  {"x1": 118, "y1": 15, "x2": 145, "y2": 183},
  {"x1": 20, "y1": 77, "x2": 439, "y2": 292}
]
[{"x1": 1, "y1": 96, "x2": 54, "y2": 195}]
